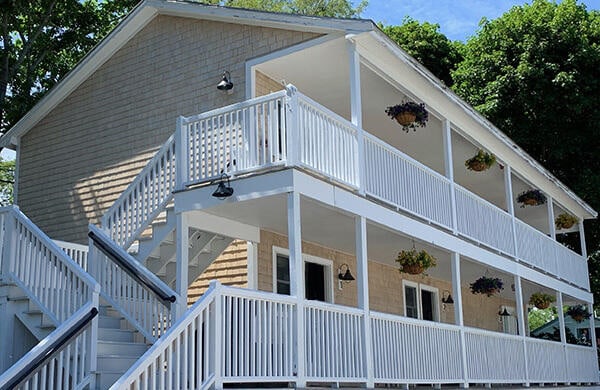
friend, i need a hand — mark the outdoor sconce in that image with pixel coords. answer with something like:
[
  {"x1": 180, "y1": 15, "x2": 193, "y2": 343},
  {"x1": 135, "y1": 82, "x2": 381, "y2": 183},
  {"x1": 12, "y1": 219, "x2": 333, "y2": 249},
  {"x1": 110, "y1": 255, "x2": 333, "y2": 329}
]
[
  {"x1": 498, "y1": 306, "x2": 510, "y2": 322},
  {"x1": 441, "y1": 290, "x2": 454, "y2": 304},
  {"x1": 212, "y1": 173, "x2": 234, "y2": 199},
  {"x1": 337, "y1": 263, "x2": 355, "y2": 290},
  {"x1": 217, "y1": 71, "x2": 234, "y2": 94}
]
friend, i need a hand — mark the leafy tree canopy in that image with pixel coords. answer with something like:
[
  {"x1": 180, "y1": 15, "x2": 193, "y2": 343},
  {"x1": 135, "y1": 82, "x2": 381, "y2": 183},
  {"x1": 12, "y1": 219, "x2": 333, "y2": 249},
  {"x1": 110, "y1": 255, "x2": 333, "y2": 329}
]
[
  {"x1": 205, "y1": 0, "x2": 367, "y2": 18},
  {"x1": 0, "y1": 156, "x2": 14, "y2": 205},
  {"x1": 0, "y1": 0, "x2": 138, "y2": 135},
  {"x1": 451, "y1": 0, "x2": 600, "y2": 304},
  {"x1": 380, "y1": 18, "x2": 463, "y2": 86}
]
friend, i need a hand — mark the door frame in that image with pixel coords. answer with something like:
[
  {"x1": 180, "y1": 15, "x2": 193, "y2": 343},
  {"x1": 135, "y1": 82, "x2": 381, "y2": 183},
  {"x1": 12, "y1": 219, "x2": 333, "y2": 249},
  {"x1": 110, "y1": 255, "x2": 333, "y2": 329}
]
[
  {"x1": 272, "y1": 246, "x2": 334, "y2": 303},
  {"x1": 402, "y1": 280, "x2": 440, "y2": 321}
]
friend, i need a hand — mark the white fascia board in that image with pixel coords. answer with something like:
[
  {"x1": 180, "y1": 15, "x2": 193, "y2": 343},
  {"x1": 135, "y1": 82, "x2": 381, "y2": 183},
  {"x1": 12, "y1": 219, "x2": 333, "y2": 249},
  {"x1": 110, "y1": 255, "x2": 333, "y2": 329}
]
[
  {"x1": 155, "y1": 0, "x2": 374, "y2": 35},
  {"x1": 355, "y1": 30, "x2": 596, "y2": 220},
  {"x1": 187, "y1": 210, "x2": 260, "y2": 242},
  {"x1": 0, "y1": 3, "x2": 159, "y2": 149},
  {"x1": 292, "y1": 170, "x2": 592, "y2": 302}
]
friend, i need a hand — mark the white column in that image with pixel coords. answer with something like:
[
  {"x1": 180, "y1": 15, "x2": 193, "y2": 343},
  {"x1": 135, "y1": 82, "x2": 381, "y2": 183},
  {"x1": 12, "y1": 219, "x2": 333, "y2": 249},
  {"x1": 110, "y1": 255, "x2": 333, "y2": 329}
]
[
  {"x1": 175, "y1": 212, "x2": 189, "y2": 318},
  {"x1": 355, "y1": 216, "x2": 374, "y2": 387},
  {"x1": 347, "y1": 36, "x2": 365, "y2": 194},
  {"x1": 589, "y1": 301, "x2": 597, "y2": 351},
  {"x1": 557, "y1": 291, "x2": 567, "y2": 344},
  {"x1": 246, "y1": 241, "x2": 258, "y2": 290},
  {"x1": 287, "y1": 191, "x2": 306, "y2": 386},
  {"x1": 514, "y1": 275, "x2": 530, "y2": 386},
  {"x1": 175, "y1": 116, "x2": 189, "y2": 191},
  {"x1": 547, "y1": 197, "x2": 556, "y2": 240},
  {"x1": 451, "y1": 253, "x2": 468, "y2": 387},
  {"x1": 504, "y1": 165, "x2": 519, "y2": 259},
  {"x1": 442, "y1": 119, "x2": 458, "y2": 233},
  {"x1": 579, "y1": 221, "x2": 588, "y2": 258}
]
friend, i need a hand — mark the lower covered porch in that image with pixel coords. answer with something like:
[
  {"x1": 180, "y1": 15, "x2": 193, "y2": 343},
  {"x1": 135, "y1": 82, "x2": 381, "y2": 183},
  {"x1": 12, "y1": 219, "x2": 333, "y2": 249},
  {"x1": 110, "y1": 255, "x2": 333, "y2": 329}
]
[{"x1": 154, "y1": 168, "x2": 598, "y2": 388}]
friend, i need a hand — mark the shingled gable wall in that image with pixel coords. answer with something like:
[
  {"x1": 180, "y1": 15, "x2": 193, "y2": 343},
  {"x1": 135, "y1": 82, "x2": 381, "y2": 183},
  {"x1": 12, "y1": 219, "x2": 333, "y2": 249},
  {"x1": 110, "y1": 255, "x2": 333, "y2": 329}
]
[{"x1": 18, "y1": 14, "x2": 319, "y2": 243}]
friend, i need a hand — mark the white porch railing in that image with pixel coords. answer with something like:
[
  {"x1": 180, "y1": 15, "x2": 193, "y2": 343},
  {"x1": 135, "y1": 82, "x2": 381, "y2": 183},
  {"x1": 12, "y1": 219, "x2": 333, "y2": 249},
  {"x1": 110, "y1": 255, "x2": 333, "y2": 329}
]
[
  {"x1": 113, "y1": 283, "x2": 598, "y2": 387},
  {"x1": 55, "y1": 239, "x2": 89, "y2": 270}
]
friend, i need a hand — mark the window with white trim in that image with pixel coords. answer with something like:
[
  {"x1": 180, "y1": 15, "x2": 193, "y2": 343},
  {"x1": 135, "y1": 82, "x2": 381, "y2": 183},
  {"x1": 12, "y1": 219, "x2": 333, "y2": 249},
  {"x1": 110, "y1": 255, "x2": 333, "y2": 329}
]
[{"x1": 402, "y1": 280, "x2": 439, "y2": 322}]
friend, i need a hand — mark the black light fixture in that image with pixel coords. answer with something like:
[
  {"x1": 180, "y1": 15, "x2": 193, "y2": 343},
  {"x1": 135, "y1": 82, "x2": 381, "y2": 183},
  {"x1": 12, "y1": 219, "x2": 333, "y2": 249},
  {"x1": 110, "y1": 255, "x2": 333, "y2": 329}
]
[
  {"x1": 442, "y1": 290, "x2": 454, "y2": 304},
  {"x1": 217, "y1": 71, "x2": 234, "y2": 93},
  {"x1": 499, "y1": 307, "x2": 510, "y2": 317},
  {"x1": 212, "y1": 173, "x2": 234, "y2": 199},
  {"x1": 338, "y1": 263, "x2": 355, "y2": 282}
]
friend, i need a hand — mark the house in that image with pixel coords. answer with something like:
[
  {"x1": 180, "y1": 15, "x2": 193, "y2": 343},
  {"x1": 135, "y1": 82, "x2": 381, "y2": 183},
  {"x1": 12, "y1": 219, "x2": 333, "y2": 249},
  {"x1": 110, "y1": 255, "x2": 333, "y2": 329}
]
[{"x1": 0, "y1": 0, "x2": 597, "y2": 388}]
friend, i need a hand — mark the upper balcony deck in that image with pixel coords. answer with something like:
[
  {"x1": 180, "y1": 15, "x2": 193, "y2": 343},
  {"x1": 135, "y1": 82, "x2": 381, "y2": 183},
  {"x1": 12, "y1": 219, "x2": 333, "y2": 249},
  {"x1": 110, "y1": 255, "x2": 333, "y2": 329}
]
[{"x1": 169, "y1": 86, "x2": 589, "y2": 291}]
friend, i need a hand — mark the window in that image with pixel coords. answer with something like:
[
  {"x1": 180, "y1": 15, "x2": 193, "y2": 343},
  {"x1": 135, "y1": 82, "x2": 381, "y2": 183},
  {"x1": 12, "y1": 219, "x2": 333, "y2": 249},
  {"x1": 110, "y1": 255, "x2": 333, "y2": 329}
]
[
  {"x1": 272, "y1": 247, "x2": 333, "y2": 303},
  {"x1": 403, "y1": 281, "x2": 439, "y2": 321}
]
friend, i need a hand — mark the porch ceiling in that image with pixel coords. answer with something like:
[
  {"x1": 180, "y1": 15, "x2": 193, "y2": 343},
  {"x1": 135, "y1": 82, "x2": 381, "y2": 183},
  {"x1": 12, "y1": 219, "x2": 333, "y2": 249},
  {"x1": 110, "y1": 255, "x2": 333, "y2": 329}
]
[{"x1": 198, "y1": 193, "x2": 516, "y2": 299}]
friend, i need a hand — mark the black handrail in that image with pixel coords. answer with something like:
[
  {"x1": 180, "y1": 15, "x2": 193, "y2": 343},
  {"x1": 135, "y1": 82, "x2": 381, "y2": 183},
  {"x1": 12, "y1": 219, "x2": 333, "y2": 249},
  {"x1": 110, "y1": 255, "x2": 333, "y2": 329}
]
[
  {"x1": 88, "y1": 229, "x2": 177, "y2": 304},
  {"x1": 1, "y1": 307, "x2": 98, "y2": 390}
]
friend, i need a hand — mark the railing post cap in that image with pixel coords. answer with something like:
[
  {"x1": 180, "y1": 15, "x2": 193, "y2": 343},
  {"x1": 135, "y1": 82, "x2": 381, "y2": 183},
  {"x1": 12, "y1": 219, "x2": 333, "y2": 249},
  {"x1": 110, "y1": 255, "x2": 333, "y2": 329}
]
[{"x1": 285, "y1": 84, "x2": 298, "y2": 95}]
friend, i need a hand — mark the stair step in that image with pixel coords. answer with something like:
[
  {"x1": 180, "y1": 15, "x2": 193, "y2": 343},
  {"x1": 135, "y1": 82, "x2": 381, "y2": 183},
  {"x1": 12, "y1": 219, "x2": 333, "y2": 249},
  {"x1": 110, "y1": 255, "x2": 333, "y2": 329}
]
[
  {"x1": 97, "y1": 355, "x2": 142, "y2": 372},
  {"x1": 97, "y1": 341, "x2": 149, "y2": 356},
  {"x1": 15, "y1": 312, "x2": 55, "y2": 341},
  {"x1": 8, "y1": 295, "x2": 29, "y2": 302},
  {"x1": 98, "y1": 315, "x2": 123, "y2": 329},
  {"x1": 97, "y1": 371, "x2": 126, "y2": 389},
  {"x1": 98, "y1": 328, "x2": 136, "y2": 343}
]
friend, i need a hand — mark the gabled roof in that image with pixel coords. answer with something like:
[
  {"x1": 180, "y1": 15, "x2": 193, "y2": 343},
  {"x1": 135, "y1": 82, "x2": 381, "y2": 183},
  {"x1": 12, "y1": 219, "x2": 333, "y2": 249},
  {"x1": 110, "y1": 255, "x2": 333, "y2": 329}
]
[{"x1": 0, "y1": 0, "x2": 374, "y2": 148}]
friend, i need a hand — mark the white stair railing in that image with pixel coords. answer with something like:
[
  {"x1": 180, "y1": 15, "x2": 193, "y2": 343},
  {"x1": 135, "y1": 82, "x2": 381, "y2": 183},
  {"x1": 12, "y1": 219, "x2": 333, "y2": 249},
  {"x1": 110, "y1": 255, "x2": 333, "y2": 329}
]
[
  {"x1": 0, "y1": 303, "x2": 99, "y2": 390},
  {"x1": 0, "y1": 206, "x2": 100, "y2": 324},
  {"x1": 101, "y1": 134, "x2": 176, "y2": 249},
  {"x1": 88, "y1": 224, "x2": 179, "y2": 341}
]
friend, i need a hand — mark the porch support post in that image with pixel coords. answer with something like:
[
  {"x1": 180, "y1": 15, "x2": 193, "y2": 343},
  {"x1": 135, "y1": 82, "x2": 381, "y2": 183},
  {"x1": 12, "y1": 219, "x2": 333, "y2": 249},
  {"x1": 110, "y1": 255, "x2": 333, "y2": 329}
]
[
  {"x1": 514, "y1": 275, "x2": 529, "y2": 386},
  {"x1": 175, "y1": 212, "x2": 189, "y2": 319},
  {"x1": 557, "y1": 291, "x2": 567, "y2": 344},
  {"x1": 547, "y1": 197, "x2": 556, "y2": 240},
  {"x1": 287, "y1": 191, "x2": 306, "y2": 386},
  {"x1": 246, "y1": 241, "x2": 258, "y2": 290},
  {"x1": 355, "y1": 216, "x2": 374, "y2": 387},
  {"x1": 504, "y1": 165, "x2": 519, "y2": 258},
  {"x1": 443, "y1": 120, "x2": 457, "y2": 233},
  {"x1": 579, "y1": 221, "x2": 588, "y2": 258},
  {"x1": 589, "y1": 301, "x2": 597, "y2": 351},
  {"x1": 451, "y1": 252, "x2": 469, "y2": 387},
  {"x1": 347, "y1": 36, "x2": 365, "y2": 194}
]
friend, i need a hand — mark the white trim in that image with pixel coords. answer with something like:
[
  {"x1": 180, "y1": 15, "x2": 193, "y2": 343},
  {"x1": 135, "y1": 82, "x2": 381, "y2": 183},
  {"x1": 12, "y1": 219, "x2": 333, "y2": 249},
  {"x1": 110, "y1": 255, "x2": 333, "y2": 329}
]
[
  {"x1": 402, "y1": 280, "x2": 440, "y2": 322},
  {"x1": 402, "y1": 280, "x2": 419, "y2": 319},
  {"x1": 272, "y1": 246, "x2": 334, "y2": 303},
  {"x1": 12, "y1": 142, "x2": 20, "y2": 205}
]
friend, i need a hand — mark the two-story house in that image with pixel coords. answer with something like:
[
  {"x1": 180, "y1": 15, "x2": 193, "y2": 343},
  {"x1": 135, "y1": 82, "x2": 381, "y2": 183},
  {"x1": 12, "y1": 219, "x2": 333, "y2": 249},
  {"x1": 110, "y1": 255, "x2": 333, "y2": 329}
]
[{"x1": 0, "y1": 1, "x2": 597, "y2": 389}]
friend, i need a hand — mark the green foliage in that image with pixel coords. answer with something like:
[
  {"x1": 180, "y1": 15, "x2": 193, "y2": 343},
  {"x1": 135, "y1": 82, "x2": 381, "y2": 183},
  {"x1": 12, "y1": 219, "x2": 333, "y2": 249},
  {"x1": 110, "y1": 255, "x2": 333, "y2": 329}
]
[
  {"x1": 209, "y1": 0, "x2": 368, "y2": 18},
  {"x1": 469, "y1": 276, "x2": 503, "y2": 297},
  {"x1": 465, "y1": 149, "x2": 496, "y2": 171},
  {"x1": 385, "y1": 101, "x2": 429, "y2": 132},
  {"x1": 528, "y1": 306, "x2": 557, "y2": 332},
  {"x1": 0, "y1": 157, "x2": 14, "y2": 205},
  {"x1": 451, "y1": 0, "x2": 600, "y2": 277},
  {"x1": 517, "y1": 189, "x2": 547, "y2": 207},
  {"x1": 566, "y1": 304, "x2": 591, "y2": 322},
  {"x1": 528, "y1": 292, "x2": 555, "y2": 309},
  {"x1": 555, "y1": 213, "x2": 579, "y2": 230},
  {"x1": 380, "y1": 18, "x2": 463, "y2": 86},
  {"x1": 0, "y1": 0, "x2": 139, "y2": 134},
  {"x1": 395, "y1": 248, "x2": 437, "y2": 274}
]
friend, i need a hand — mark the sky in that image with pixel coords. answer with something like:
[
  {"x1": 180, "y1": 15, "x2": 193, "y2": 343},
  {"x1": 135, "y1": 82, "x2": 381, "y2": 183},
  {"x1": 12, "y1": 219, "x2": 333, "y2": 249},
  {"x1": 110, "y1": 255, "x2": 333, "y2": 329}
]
[{"x1": 360, "y1": 0, "x2": 600, "y2": 41}]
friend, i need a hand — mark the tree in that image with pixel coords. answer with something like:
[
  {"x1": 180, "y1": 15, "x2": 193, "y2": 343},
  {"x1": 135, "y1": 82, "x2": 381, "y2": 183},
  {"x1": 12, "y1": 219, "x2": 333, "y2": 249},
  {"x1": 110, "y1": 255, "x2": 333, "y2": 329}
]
[
  {"x1": 207, "y1": 0, "x2": 367, "y2": 18},
  {"x1": 380, "y1": 18, "x2": 463, "y2": 87},
  {"x1": 0, "y1": 0, "x2": 138, "y2": 135},
  {"x1": 0, "y1": 156, "x2": 14, "y2": 205},
  {"x1": 451, "y1": 0, "x2": 600, "y2": 304}
]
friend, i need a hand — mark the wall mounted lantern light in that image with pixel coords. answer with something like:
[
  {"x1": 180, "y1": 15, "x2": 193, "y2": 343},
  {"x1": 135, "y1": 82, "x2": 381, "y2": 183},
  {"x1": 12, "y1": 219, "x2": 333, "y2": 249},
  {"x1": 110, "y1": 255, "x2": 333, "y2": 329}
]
[
  {"x1": 441, "y1": 290, "x2": 454, "y2": 304},
  {"x1": 217, "y1": 71, "x2": 234, "y2": 93},
  {"x1": 212, "y1": 173, "x2": 234, "y2": 199},
  {"x1": 337, "y1": 263, "x2": 355, "y2": 290}
]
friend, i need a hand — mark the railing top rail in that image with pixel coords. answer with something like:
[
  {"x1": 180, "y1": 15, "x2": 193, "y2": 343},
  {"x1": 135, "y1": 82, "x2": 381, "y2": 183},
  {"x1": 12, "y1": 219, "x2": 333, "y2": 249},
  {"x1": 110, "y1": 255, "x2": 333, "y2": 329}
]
[
  {"x1": 304, "y1": 299, "x2": 365, "y2": 316},
  {"x1": 463, "y1": 324, "x2": 526, "y2": 342},
  {"x1": 0, "y1": 303, "x2": 98, "y2": 390},
  {"x1": 101, "y1": 134, "x2": 175, "y2": 230},
  {"x1": 111, "y1": 281, "x2": 221, "y2": 389},
  {"x1": 370, "y1": 310, "x2": 462, "y2": 332},
  {"x1": 54, "y1": 239, "x2": 89, "y2": 251},
  {"x1": 182, "y1": 90, "x2": 288, "y2": 124},
  {"x1": 564, "y1": 342, "x2": 595, "y2": 351},
  {"x1": 88, "y1": 224, "x2": 178, "y2": 305},
  {"x1": 9, "y1": 207, "x2": 99, "y2": 292},
  {"x1": 219, "y1": 283, "x2": 298, "y2": 305}
]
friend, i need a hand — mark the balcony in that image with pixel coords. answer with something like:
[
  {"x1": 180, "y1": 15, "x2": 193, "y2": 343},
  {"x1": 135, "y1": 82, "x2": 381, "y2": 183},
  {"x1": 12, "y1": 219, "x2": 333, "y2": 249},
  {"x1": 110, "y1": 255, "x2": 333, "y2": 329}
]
[{"x1": 174, "y1": 86, "x2": 588, "y2": 290}]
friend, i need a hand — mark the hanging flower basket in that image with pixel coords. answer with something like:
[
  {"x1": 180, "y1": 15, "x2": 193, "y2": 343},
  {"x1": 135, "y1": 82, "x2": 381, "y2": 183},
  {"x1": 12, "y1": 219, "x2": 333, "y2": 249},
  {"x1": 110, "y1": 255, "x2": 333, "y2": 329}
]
[
  {"x1": 529, "y1": 292, "x2": 555, "y2": 310},
  {"x1": 555, "y1": 213, "x2": 578, "y2": 230},
  {"x1": 465, "y1": 150, "x2": 496, "y2": 172},
  {"x1": 566, "y1": 305, "x2": 591, "y2": 323},
  {"x1": 470, "y1": 276, "x2": 504, "y2": 297},
  {"x1": 385, "y1": 101, "x2": 429, "y2": 132},
  {"x1": 396, "y1": 248, "x2": 437, "y2": 275},
  {"x1": 517, "y1": 189, "x2": 547, "y2": 208}
]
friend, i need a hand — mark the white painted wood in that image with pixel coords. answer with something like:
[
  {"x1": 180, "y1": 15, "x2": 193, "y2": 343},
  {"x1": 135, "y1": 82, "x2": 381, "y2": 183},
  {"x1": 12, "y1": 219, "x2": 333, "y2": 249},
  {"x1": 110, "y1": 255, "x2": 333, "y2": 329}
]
[
  {"x1": 443, "y1": 120, "x2": 458, "y2": 232},
  {"x1": 450, "y1": 253, "x2": 469, "y2": 387},
  {"x1": 287, "y1": 191, "x2": 306, "y2": 386},
  {"x1": 246, "y1": 241, "x2": 258, "y2": 289},
  {"x1": 347, "y1": 37, "x2": 365, "y2": 196},
  {"x1": 579, "y1": 220, "x2": 587, "y2": 258},
  {"x1": 355, "y1": 216, "x2": 374, "y2": 387},
  {"x1": 55, "y1": 240, "x2": 89, "y2": 270},
  {"x1": 557, "y1": 291, "x2": 567, "y2": 344},
  {"x1": 504, "y1": 165, "x2": 519, "y2": 260},
  {"x1": 186, "y1": 211, "x2": 260, "y2": 242},
  {"x1": 547, "y1": 197, "x2": 556, "y2": 240},
  {"x1": 175, "y1": 212, "x2": 189, "y2": 318},
  {"x1": 513, "y1": 275, "x2": 529, "y2": 386}
]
